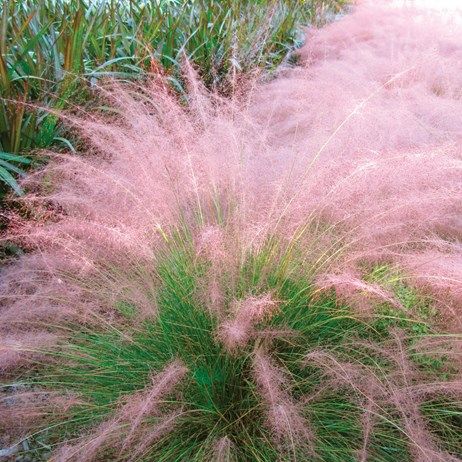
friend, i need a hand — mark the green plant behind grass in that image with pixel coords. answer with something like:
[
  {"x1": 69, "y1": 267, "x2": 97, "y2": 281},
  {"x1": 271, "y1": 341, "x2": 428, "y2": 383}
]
[
  {"x1": 19, "y1": 233, "x2": 461, "y2": 461},
  {"x1": 0, "y1": 150, "x2": 30, "y2": 194}
]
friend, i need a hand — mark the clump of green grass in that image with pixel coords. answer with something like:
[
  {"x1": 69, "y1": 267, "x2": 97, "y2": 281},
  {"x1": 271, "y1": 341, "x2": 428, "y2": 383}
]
[{"x1": 16, "y1": 232, "x2": 461, "y2": 461}]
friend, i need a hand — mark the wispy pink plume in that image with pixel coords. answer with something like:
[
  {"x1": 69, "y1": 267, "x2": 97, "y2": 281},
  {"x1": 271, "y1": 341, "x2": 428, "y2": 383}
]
[
  {"x1": 0, "y1": 391, "x2": 82, "y2": 440},
  {"x1": 218, "y1": 293, "x2": 279, "y2": 351},
  {"x1": 0, "y1": 332, "x2": 58, "y2": 373},
  {"x1": 252, "y1": 350, "x2": 314, "y2": 453},
  {"x1": 196, "y1": 226, "x2": 230, "y2": 313},
  {"x1": 120, "y1": 359, "x2": 187, "y2": 448},
  {"x1": 316, "y1": 271, "x2": 402, "y2": 316},
  {"x1": 125, "y1": 409, "x2": 184, "y2": 462},
  {"x1": 212, "y1": 436, "x2": 235, "y2": 462},
  {"x1": 196, "y1": 226, "x2": 228, "y2": 264},
  {"x1": 54, "y1": 360, "x2": 187, "y2": 461}
]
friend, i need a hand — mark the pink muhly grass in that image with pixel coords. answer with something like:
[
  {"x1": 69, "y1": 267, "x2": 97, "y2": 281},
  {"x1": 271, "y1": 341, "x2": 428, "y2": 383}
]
[
  {"x1": 401, "y1": 248, "x2": 462, "y2": 329},
  {"x1": 0, "y1": 332, "x2": 58, "y2": 373},
  {"x1": 53, "y1": 419, "x2": 121, "y2": 462},
  {"x1": 0, "y1": 1, "x2": 461, "y2": 459},
  {"x1": 252, "y1": 349, "x2": 314, "y2": 453},
  {"x1": 56, "y1": 412, "x2": 182, "y2": 462},
  {"x1": 120, "y1": 359, "x2": 187, "y2": 448},
  {"x1": 304, "y1": 330, "x2": 462, "y2": 462},
  {"x1": 0, "y1": 253, "x2": 86, "y2": 330},
  {"x1": 53, "y1": 360, "x2": 187, "y2": 461},
  {"x1": 0, "y1": 391, "x2": 83, "y2": 439},
  {"x1": 196, "y1": 226, "x2": 228, "y2": 264},
  {"x1": 1, "y1": 70, "x2": 275, "y2": 342},
  {"x1": 357, "y1": 400, "x2": 376, "y2": 462},
  {"x1": 125, "y1": 409, "x2": 184, "y2": 462},
  {"x1": 218, "y1": 293, "x2": 279, "y2": 351},
  {"x1": 196, "y1": 226, "x2": 230, "y2": 313}
]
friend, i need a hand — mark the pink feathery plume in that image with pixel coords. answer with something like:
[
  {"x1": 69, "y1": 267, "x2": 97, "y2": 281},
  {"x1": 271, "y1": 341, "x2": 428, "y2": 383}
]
[
  {"x1": 218, "y1": 293, "x2": 279, "y2": 351},
  {"x1": 253, "y1": 350, "x2": 314, "y2": 453}
]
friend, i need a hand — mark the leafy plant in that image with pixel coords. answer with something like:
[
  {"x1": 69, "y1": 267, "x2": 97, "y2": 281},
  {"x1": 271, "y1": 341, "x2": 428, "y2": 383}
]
[{"x1": 0, "y1": 151, "x2": 30, "y2": 195}]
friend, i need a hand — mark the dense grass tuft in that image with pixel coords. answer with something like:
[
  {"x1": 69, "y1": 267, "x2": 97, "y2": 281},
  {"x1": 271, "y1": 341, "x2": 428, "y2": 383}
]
[{"x1": 14, "y1": 232, "x2": 460, "y2": 461}]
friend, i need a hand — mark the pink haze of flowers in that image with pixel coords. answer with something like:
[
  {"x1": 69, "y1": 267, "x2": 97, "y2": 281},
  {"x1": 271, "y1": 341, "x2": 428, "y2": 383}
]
[
  {"x1": 0, "y1": 0, "x2": 461, "y2": 458},
  {"x1": 1, "y1": 0, "x2": 461, "y2": 362}
]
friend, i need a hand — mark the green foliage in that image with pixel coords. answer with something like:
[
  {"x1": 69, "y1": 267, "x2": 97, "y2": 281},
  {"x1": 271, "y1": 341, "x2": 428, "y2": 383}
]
[
  {"x1": 28, "y1": 236, "x2": 461, "y2": 461},
  {"x1": 0, "y1": 150, "x2": 30, "y2": 195},
  {"x1": 366, "y1": 264, "x2": 437, "y2": 335}
]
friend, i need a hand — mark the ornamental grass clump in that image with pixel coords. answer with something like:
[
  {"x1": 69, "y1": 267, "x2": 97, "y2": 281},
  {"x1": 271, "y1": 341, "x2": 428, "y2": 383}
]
[
  {"x1": 2, "y1": 224, "x2": 461, "y2": 461},
  {"x1": 1, "y1": 2, "x2": 462, "y2": 460}
]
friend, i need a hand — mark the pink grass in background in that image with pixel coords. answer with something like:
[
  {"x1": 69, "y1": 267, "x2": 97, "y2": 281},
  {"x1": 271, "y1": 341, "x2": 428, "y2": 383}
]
[{"x1": 251, "y1": 0, "x2": 462, "y2": 324}]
